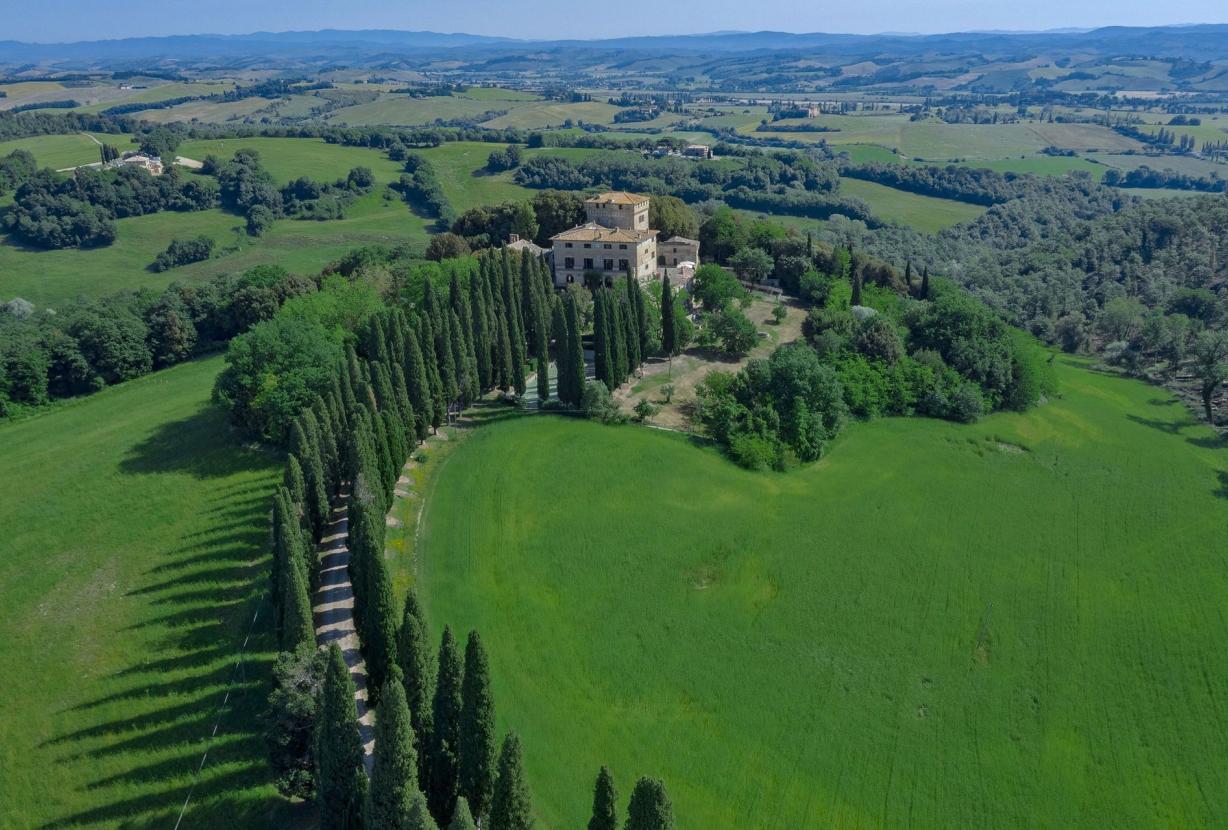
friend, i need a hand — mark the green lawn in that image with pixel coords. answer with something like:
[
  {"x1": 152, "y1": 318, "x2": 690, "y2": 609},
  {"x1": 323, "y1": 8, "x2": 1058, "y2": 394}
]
[
  {"x1": 839, "y1": 176, "x2": 986, "y2": 232},
  {"x1": 0, "y1": 355, "x2": 306, "y2": 829},
  {"x1": 0, "y1": 132, "x2": 138, "y2": 170},
  {"x1": 416, "y1": 358, "x2": 1228, "y2": 828}
]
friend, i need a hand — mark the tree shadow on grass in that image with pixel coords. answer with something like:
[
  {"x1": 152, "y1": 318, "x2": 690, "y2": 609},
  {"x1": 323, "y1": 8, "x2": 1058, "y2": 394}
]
[
  {"x1": 119, "y1": 402, "x2": 278, "y2": 480},
  {"x1": 1217, "y1": 471, "x2": 1228, "y2": 500}
]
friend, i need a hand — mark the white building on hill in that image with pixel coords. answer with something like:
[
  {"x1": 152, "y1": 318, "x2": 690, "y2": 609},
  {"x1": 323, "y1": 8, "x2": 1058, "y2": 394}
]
[{"x1": 548, "y1": 191, "x2": 699, "y2": 288}]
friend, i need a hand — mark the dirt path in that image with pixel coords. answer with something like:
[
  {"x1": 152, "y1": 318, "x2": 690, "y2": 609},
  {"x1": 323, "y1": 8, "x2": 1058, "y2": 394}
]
[{"x1": 312, "y1": 490, "x2": 375, "y2": 772}]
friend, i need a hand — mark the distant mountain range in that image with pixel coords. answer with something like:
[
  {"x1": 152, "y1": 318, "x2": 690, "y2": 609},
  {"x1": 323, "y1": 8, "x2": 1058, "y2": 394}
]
[{"x1": 2, "y1": 24, "x2": 1228, "y2": 65}]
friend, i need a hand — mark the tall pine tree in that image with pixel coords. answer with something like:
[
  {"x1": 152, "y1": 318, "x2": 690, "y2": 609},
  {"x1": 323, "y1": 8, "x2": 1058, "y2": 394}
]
[
  {"x1": 398, "y1": 590, "x2": 435, "y2": 791},
  {"x1": 458, "y1": 631, "x2": 497, "y2": 824},
  {"x1": 587, "y1": 766, "x2": 618, "y2": 830},
  {"x1": 489, "y1": 732, "x2": 533, "y2": 830},
  {"x1": 369, "y1": 678, "x2": 421, "y2": 830},
  {"x1": 661, "y1": 275, "x2": 677, "y2": 361},
  {"x1": 564, "y1": 293, "x2": 586, "y2": 407},
  {"x1": 316, "y1": 644, "x2": 367, "y2": 830},
  {"x1": 428, "y1": 626, "x2": 464, "y2": 824}
]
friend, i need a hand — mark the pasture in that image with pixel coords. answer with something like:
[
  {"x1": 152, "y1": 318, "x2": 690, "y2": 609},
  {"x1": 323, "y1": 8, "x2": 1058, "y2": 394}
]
[
  {"x1": 0, "y1": 132, "x2": 138, "y2": 170},
  {"x1": 416, "y1": 358, "x2": 1228, "y2": 828},
  {"x1": 0, "y1": 355, "x2": 303, "y2": 828},
  {"x1": 838, "y1": 177, "x2": 986, "y2": 232}
]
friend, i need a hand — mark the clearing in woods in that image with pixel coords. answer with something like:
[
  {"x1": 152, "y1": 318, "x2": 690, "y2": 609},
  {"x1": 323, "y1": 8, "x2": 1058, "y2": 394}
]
[{"x1": 415, "y1": 356, "x2": 1228, "y2": 828}]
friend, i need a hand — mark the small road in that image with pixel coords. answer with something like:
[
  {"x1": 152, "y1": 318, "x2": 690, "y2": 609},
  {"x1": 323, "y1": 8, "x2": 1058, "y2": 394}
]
[{"x1": 312, "y1": 490, "x2": 375, "y2": 773}]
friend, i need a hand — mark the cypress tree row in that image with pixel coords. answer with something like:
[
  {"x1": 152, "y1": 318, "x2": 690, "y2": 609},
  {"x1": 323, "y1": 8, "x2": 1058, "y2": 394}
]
[
  {"x1": 489, "y1": 732, "x2": 534, "y2": 830},
  {"x1": 316, "y1": 644, "x2": 367, "y2": 830},
  {"x1": 458, "y1": 631, "x2": 497, "y2": 824},
  {"x1": 587, "y1": 766, "x2": 619, "y2": 830},
  {"x1": 369, "y1": 678, "x2": 421, "y2": 830},
  {"x1": 429, "y1": 626, "x2": 464, "y2": 824},
  {"x1": 262, "y1": 250, "x2": 690, "y2": 823}
]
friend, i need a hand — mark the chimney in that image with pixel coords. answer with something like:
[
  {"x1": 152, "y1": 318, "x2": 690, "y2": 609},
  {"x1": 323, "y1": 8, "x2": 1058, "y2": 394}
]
[{"x1": 509, "y1": 233, "x2": 520, "y2": 243}]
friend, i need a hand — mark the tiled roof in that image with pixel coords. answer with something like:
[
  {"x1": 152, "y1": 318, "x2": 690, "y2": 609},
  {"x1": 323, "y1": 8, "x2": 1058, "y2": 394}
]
[
  {"x1": 663, "y1": 236, "x2": 700, "y2": 246},
  {"x1": 584, "y1": 191, "x2": 649, "y2": 206},
  {"x1": 551, "y1": 222, "x2": 656, "y2": 244}
]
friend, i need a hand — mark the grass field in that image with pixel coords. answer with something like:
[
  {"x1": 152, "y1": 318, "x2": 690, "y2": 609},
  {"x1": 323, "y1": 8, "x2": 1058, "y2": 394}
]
[
  {"x1": 2, "y1": 138, "x2": 433, "y2": 306},
  {"x1": 416, "y1": 358, "x2": 1228, "y2": 828},
  {"x1": 838, "y1": 177, "x2": 986, "y2": 232},
  {"x1": 0, "y1": 355, "x2": 305, "y2": 829},
  {"x1": 0, "y1": 132, "x2": 138, "y2": 170}
]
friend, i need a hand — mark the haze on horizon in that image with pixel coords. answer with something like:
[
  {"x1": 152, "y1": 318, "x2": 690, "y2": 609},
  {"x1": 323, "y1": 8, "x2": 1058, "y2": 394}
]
[{"x1": 5, "y1": 0, "x2": 1228, "y2": 44}]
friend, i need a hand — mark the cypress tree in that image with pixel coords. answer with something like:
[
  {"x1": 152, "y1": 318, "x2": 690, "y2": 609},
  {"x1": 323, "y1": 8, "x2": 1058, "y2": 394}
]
[
  {"x1": 381, "y1": 409, "x2": 408, "y2": 475},
  {"x1": 593, "y1": 289, "x2": 609, "y2": 389},
  {"x1": 313, "y1": 396, "x2": 341, "y2": 490},
  {"x1": 291, "y1": 417, "x2": 330, "y2": 539},
  {"x1": 587, "y1": 766, "x2": 618, "y2": 830},
  {"x1": 661, "y1": 276, "x2": 677, "y2": 361},
  {"x1": 370, "y1": 403, "x2": 396, "y2": 495},
  {"x1": 398, "y1": 590, "x2": 435, "y2": 791},
  {"x1": 609, "y1": 295, "x2": 628, "y2": 385},
  {"x1": 278, "y1": 517, "x2": 315, "y2": 652},
  {"x1": 459, "y1": 631, "x2": 496, "y2": 823},
  {"x1": 551, "y1": 299, "x2": 570, "y2": 405},
  {"x1": 450, "y1": 310, "x2": 477, "y2": 405},
  {"x1": 565, "y1": 294, "x2": 586, "y2": 407},
  {"x1": 627, "y1": 272, "x2": 649, "y2": 361},
  {"x1": 449, "y1": 797, "x2": 478, "y2": 830},
  {"x1": 419, "y1": 316, "x2": 446, "y2": 430},
  {"x1": 625, "y1": 777, "x2": 674, "y2": 830},
  {"x1": 469, "y1": 269, "x2": 493, "y2": 390},
  {"x1": 367, "y1": 313, "x2": 391, "y2": 366},
  {"x1": 428, "y1": 626, "x2": 463, "y2": 824},
  {"x1": 501, "y1": 256, "x2": 527, "y2": 395},
  {"x1": 850, "y1": 249, "x2": 863, "y2": 307},
  {"x1": 369, "y1": 679, "x2": 420, "y2": 830},
  {"x1": 407, "y1": 791, "x2": 440, "y2": 830},
  {"x1": 621, "y1": 295, "x2": 641, "y2": 376},
  {"x1": 904, "y1": 260, "x2": 913, "y2": 295},
  {"x1": 391, "y1": 362, "x2": 415, "y2": 433},
  {"x1": 403, "y1": 317, "x2": 434, "y2": 441},
  {"x1": 316, "y1": 644, "x2": 367, "y2": 830},
  {"x1": 362, "y1": 529, "x2": 398, "y2": 710},
  {"x1": 920, "y1": 266, "x2": 930, "y2": 300},
  {"x1": 284, "y1": 454, "x2": 308, "y2": 522},
  {"x1": 494, "y1": 310, "x2": 515, "y2": 393},
  {"x1": 489, "y1": 733, "x2": 533, "y2": 830}
]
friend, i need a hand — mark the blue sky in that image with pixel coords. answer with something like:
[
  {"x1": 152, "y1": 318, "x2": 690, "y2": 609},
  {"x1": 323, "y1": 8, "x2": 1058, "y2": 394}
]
[{"x1": 6, "y1": 0, "x2": 1228, "y2": 42}]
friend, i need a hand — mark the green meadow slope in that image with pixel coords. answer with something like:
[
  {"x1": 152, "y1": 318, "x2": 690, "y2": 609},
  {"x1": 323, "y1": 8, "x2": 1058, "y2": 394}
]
[
  {"x1": 0, "y1": 356, "x2": 304, "y2": 828},
  {"x1": 417, "y1": 358, "x2": 1228, "y2": 828}
]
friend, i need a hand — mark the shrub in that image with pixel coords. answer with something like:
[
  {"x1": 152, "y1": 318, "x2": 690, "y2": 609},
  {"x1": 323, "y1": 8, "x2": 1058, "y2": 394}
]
[
  {"x1": 151, "y1": 235, "x2": 214, "y2": 271},
  {"x1": 581, "y1": 381, "x2": 625, "y2": 423}
]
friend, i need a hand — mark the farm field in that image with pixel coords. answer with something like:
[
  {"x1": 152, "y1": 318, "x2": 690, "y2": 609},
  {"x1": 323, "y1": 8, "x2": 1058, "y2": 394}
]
[
  {"x1": 74, "y1": 81, "x2": 237, "y2": 114},
  {"x1": 416, "y1": 358, "x2": 1228, "y2": 829},
  {"x1": 838, "y1": 176, "x2": 986, "y2": 231},
  {"x1": 0, "y1": 355, "x2": 304, "y2": 829},
  {"x1": 1088, "y1": 152, "x2": 1228, "y2": 178},
  {"x1": 0, "y1": 131, "x2": 138, "y2": 170},
  {"x1": 950, "y1": 154, "x2": 1107, "y2": 178}
]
